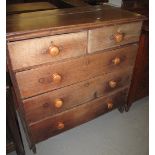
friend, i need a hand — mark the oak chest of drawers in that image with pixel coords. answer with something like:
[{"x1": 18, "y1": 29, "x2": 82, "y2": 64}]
[{"x1": 6, "y1": 5, "x2": 145, "y2": 152}]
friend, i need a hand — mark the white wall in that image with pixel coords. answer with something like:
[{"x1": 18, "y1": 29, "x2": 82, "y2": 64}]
[{"x1": 108, "y1": 0, "x2": 122, "y2": 7}]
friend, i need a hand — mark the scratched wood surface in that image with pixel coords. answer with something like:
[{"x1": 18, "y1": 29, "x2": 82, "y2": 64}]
[
  {"x1": 6, "y1": 5, "x2": 145, "y2": 41},
  {"x1": 15, "y1": 44, "x2": 138, "y2": 99}
]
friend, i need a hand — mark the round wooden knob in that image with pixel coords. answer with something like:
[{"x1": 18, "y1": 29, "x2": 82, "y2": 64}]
[
  {"x1": 54, "y1": 99, "x2": 63, "y2": 108},
  {"x1": 57, "y1": 122, "x2": 64, "y2": 130},
  {"x1": 48, "y1": 45, "x2": 60, "y2": 56},
  {"x1": 52, "y1": 73, "x2": 62, "y2": 83},
  {"x1": 113, "y1": 32, "x2": 124, "y2": 43},
  {"x1": 109, "y1": 80, "x2": 117, "y2": 88},
  {"x1": 112, "y1": 57, "x2": 121, "y2": 65},
  {"x1": 107, "y1": 101, "x2": 113, "y2": 110}
]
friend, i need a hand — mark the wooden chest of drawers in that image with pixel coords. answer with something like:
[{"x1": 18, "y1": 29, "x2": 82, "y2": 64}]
[{"x1": 6, "y1": 5, "x2": 145, "y2": 152}]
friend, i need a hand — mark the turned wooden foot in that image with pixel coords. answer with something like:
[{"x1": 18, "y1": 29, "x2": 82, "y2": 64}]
[
  {"x1": 31, "y1": 145, "x2": 36, "y2": 154},
  {"x1": 124, "y1": 104, "x2": 130, "y2": 112},
  {"x1": 118, "y1": 105, "x2": 125, "y2": 113}
]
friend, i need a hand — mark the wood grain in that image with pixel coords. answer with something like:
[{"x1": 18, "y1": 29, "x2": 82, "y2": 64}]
[
  {"x1": 6, "y1": 5, "x2": 146, "y2": 41},
  {"x1": 29, "y1": 88, "x2": 128, "y2": 143},
  {"x1": 88, "y1": 22, "x2": 142, "y2": 53},
  {"x1": 7, "y1": 2, "x2": 57, "y2": 15},
  {"x1": 8, "y1": 31, "x2": 87, "y2": 70},
  {"x1": 16, "y1": 44, "x2": 138, "y2": 99},
  {"x1": 23, "y1": 68, "x2": 132, "y2": 124},
  {"x1": 6, "y1": 5, "x2": 145, "y2": 147}
]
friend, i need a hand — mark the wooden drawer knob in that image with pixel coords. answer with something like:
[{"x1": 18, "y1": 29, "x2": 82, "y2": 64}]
[
  {"x1": 54, "y1": 99, "x2": 63, "y2": 108},
  {"x1": 113, "y1": 32, "x2": 124, "y2": 43},
  {"x1": 48, "y1": 45, "x2": 60, "y2": 56},
  {"x1": 109, "y1": 80, "x2": 117, "y2": 88},
  {"x1": 52, "y1": 73, "x2": 62, "y2": 83},
  {"x1": 107, "y1": 101, "x2": 113, "y2": 110},
  {"x1": 112, "y1": 57, "x2": 121, "y2": 65},
  {"x1": 57, "y1": 122, "x2": 65, "y2": 130}
]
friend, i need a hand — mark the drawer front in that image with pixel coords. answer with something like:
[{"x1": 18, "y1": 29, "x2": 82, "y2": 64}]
[
  {"x1": 8, "y1": 31, "x2": 87, "y2": 71},
  {"x1": 16, "y1": 44, "x2": 138, "y2": 99},
  {"x1": 29, "y1": 89, "x2": 128, "y2": 143},
  {"x1": 24, "y1": 68, "x2": 132, "y2": 124},
  {"x1": 88, "y1": 22, "x2": 142, "y2": 53}
]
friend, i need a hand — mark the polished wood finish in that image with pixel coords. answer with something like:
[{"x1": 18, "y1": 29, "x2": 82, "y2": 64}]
[
  {"x1": 52, "y1": 73, "x2": 62, "y2": 83},
  {"x1": 23, "y1": 68, "x2": 132, "y2": 124},
  {"x1": 57, "y1": 122, "x2": 65, "y2": 130},
  {"x1": 7, "y1": 2, "x2": 57, "y2": 15},
  {"x1": 54, "y1": 98, "x2": 64, "y2": 108},
  {"x1": 112, "y1": 57, "x2": 121, "y2": 65},
  {"x1": 8, "y1": 31, "x2": 87, "y2": 71},
  {"x1": 88, "y1": 22, "x2": 142, "y2": 53},
  {"x1": 113, "y1": 32, "x2": 124, "y2": 43},
  {"x1": 109, "y1": 80, "x2": 117, "y2": 88},
  {"x1": 48, "y1": 45, "x2": 60, "y2": 57},
  {"x1": 16, "y1": 44, "x2": 138, "y2": 98},
  {"x1": 29, "y1": 89, "x2": 128, "y2": 143}
]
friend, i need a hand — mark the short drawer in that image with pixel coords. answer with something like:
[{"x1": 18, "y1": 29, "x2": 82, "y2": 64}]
[
  {"x1": 88, "y1": 22, "x2": 142, "y2": 53},
  {"x1": 29, "y1": 89, "x2": 128, "y2": 143},
  {"x1": 16, "y1": 44, "x2": 138, "y2": 98},
  {"x1": 8, "y1": 31, "x2": 87, "y2": 71},
  {"x1": 24, "y1": 68, "x2": 132, "y2": 124}
]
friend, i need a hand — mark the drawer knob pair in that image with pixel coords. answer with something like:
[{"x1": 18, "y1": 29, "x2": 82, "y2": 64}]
[
  {"x1": 113, "y1": 32, "x2": 124, "y2": 43},
  {"x1": 112, "y1": 57, "x2": 121, "y2": 65},
  {"x1": 54, "y1": 98, "x2": 63, "y2": 108},
  {"x1": 109, "y1": 80, "x2": 117, "y2": 88},
  {"x1": 52, "y1": 73, "x2": 62, "y2": 83},
  {"x1": 48, "y1": 45, "x2": 60, "y2": 57},
  {"x1": 57, "y1": 122, "x2": 65, "y2": 130},
  {"x1": 107, "y1": 101, "x2": 113, "y2": 110}
]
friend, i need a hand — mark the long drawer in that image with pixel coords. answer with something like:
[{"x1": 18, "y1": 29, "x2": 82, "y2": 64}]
[
  {"x1": 16, "y1": 44, "x2": 138, "y2": 99},
  {"x1": 8, "y1": 31, "x2": 87, "y2": 71},
  {"x1": 29, "y1": 88, "x2": 128, "y2": 143},
  {"x1": 88, "y1": 22, "x2": 142, "y2": 53},
  {"x1": 24, "y1": 68, "x2": 132, "y2": 124}
]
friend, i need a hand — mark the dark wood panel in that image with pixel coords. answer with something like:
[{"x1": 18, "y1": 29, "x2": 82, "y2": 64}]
[
  {"x1": 128, "y1": 30, "x2": 149, "y2": 105},
  {"x1": 30, "y1": 88, "x2": 128, "y2": 143},
  {"x1": 6, "y1": 86, "x2": 25, "y2": 155},
  {"x1": 16, "y1": 44, "x2": 138, "y2": 98},
  {"x1": 24, "y1": 68, "x2": 132, "y2": 124},
  {"x1": 122, "y1": 0, "x2": 149, "y2": 108}
]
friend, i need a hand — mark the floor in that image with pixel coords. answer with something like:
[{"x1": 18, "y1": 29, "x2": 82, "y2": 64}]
[{"x1": 8, "y1": 97, "x2": 149, "y2": 155}]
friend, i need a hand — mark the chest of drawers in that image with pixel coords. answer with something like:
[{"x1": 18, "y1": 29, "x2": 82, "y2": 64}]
[{"x1": 6, "y1": 5, "x2": 145, "y2": 152}]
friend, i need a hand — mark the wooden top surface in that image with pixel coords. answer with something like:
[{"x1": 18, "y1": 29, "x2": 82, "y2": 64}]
[
  {"x1": 6, "y1": 5, "x2": 146, "y2": 41},
  {"x1": 61, "y1": 0, "x2": 90, "y2": 7},
  {"x1": 7, "y1": 2, "x2": 57, "y2": 15}
]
